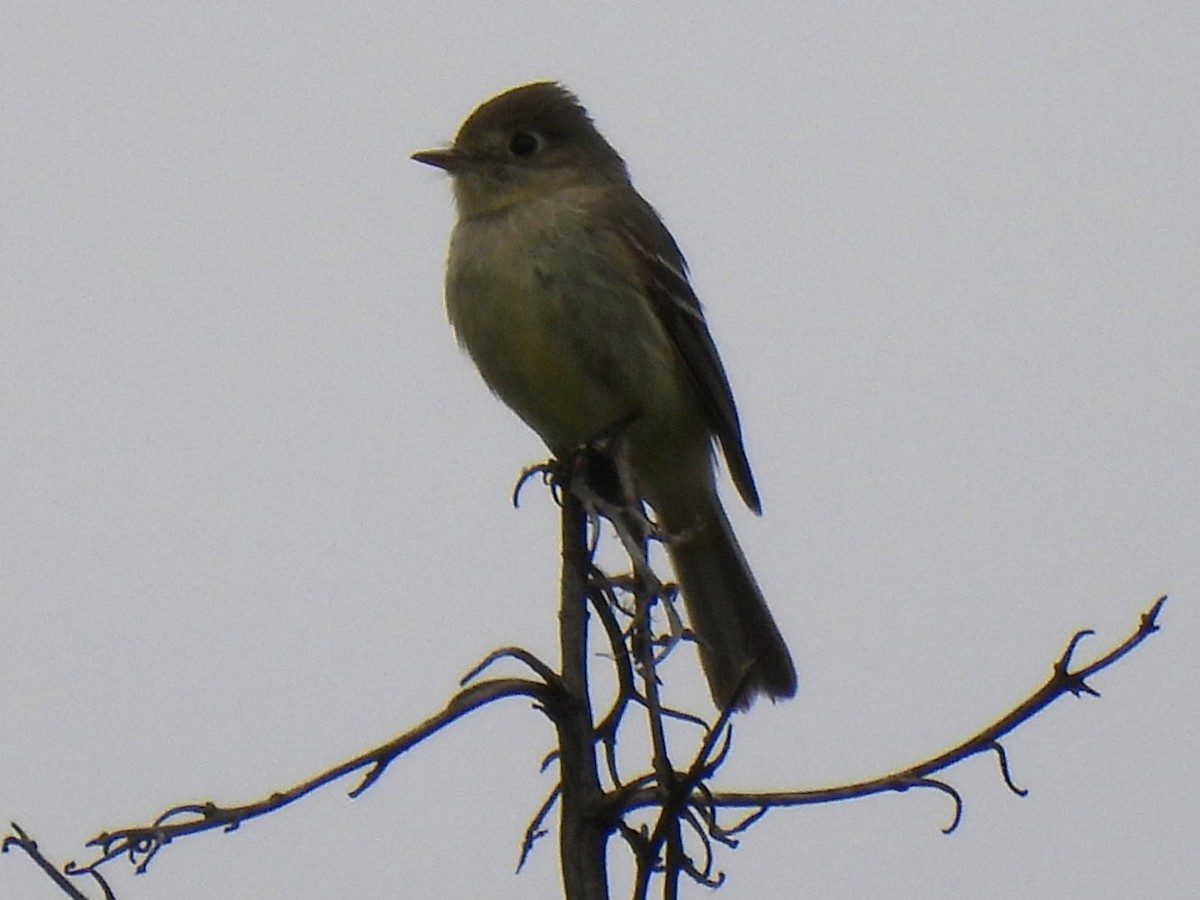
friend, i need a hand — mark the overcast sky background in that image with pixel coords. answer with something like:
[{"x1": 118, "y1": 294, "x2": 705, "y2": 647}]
[{"x1": 3, "y1": 3, "x2": 1197, "y2": 898}]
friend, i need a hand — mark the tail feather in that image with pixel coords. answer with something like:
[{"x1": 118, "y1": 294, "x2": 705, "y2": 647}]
[{"x1": 664, "y1": 495, "x2": 796, "y2": 710}]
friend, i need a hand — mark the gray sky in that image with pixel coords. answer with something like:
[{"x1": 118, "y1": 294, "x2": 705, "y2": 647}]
[{"x1": 3, "y1": 3, "x2": 1197, "y2": 898}]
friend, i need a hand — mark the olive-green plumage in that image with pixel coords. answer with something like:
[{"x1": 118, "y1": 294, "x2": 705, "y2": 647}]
[{"x1": 413, "y1": 82, "x2": 796, "y2": 710}]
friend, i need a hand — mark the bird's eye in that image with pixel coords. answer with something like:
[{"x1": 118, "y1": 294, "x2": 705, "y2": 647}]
[{"x1": 509, "y1": 131, "x2": 542, "y2": 157}]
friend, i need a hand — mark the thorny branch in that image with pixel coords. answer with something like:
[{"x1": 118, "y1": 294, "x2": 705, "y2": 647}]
[
  {"x1": 62, "y1": 676, "x2": 560, "y2": 880},
  {"x1": 3, "y1": 442, "x2": 1168, "y2": 898},
  {"x1": 607, "y1": 595, "x2": 1168, "y2": 840},
  {"x1": 2, "y1": 824, "x2": 104, "y2": 900}
]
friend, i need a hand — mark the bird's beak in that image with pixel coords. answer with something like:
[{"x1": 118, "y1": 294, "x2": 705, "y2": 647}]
[{"x1": 411, "y1": 147, "x2": 472, "y2": 173}]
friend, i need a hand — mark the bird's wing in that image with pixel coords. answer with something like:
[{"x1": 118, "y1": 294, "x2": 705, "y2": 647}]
[{"x1": 611, "y1": 195, "x2": 762, "y2": 514}]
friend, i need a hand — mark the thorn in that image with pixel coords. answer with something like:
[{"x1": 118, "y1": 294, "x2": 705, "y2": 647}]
[
  {"x1": 1141, "y1": 595, "x2": 1168, "y2": 633},
  {"x1": 1058, "y1": 628, "x2": 1096, "y2": 670},
  {"x1": 989, "y1": 741, "x2": 1029, "y2": 797},
  {"x1": 900, "y1": 778, "x2": 964, "y2": 834},
  {"x1": 1067, "y1": 676, "x2": 1102, "y2": 699}
]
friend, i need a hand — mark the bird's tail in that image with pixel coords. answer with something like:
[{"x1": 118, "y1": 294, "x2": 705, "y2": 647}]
[{"x1": 664, "y1": 493, "x2": 797, "y2": 711}]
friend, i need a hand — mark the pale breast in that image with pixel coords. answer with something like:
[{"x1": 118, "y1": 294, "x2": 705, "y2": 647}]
[{"x1": 444, "y1": 190, "x2": 686, "y2": 452}]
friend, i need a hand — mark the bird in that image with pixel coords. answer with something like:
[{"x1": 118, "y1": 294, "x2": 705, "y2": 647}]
[{"x1": 412, "y1": 82, "x2": 795, "y2": 710}]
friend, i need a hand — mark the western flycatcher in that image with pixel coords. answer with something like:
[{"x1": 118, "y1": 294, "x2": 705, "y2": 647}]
[{"x1": 413, "y1": 82, "x2": 795, "y2": 710}]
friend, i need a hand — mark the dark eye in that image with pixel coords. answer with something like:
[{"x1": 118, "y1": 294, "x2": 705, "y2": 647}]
[{"x1": 509, "y1": 131, "x2": 542, "y2": 157}]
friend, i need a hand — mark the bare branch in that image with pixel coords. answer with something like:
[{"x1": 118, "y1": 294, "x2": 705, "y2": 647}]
[
  {"x1": 3, "y1": 824, "x2": 98, "y2": 900},
  {"x1": 612, "y1": 596, "x2": 1167, "y2": 829},
  {"x1": 518, "y1": 785, "x2": 561, "y2": 873},
  {"x1": 549, "y1": 454, "x2": 610, "y2": 900},
  {"x1": 64, "y1": 675, "x2": 557, "y2": 878},
  {"x1": 461, "y1": 646, "x2": 564, "y2": 691}
]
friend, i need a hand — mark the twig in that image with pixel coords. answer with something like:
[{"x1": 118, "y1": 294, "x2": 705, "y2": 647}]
[
  {"x1": 3, "y1": 824, "x2": 100, "y2": 899},
  {"x1": 65, "y1": 675, "x2": 558, "y2": 878},
  {"x1": 610, "y1": 596, "x2": 1168, "y2": 832}
]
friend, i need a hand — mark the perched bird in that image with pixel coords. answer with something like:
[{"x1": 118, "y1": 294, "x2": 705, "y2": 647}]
[{"x1": 413, "y1": 82, "x2": 795, "y2": 710}]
